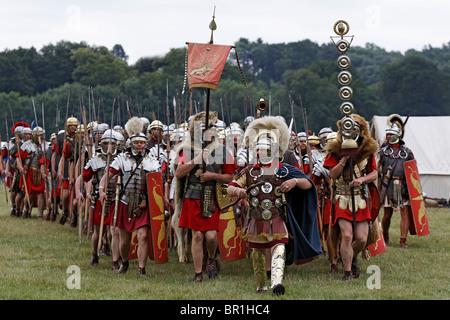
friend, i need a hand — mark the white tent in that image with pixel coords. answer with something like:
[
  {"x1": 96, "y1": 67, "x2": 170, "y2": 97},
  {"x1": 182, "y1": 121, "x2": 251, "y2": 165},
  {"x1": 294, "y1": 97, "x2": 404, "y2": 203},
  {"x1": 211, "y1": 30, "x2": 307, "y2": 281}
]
[{"x1": 370, "y1": 115, "x2": 450, "y2": 200}]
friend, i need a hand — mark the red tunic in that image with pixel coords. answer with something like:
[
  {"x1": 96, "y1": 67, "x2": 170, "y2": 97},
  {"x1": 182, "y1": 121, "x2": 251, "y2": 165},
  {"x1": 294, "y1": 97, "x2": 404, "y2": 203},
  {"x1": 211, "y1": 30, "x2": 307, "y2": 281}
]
[
  {"x1": 323, "y1": 153, "x2": 377, "y2": 225},
  {"x1": 82, "y1": 167, "x2": 112, "y2": 226},
  {"x1": 17, "y1": 149, "x2": 45, "y2": 194},
  {"x1": 108, "y1": 167, "x2": 150, "y2": 233},
  {"x1": 178, "y1": 150, "x2": 236, "y2": 232}
]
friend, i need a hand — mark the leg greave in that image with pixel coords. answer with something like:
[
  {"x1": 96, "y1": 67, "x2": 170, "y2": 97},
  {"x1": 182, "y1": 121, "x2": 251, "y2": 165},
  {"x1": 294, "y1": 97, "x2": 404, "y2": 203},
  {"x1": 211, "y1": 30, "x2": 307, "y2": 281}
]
[
  {"x1": 251, "y1": 250, "x2": 266, "y2": 291},
  {"x1": 271, "y1": 244, "x2": 286, "y2": 288}
]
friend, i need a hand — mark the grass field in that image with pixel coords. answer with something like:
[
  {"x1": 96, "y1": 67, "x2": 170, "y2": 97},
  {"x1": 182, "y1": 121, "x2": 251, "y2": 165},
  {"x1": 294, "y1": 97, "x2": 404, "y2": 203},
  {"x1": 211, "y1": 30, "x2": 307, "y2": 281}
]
[{"x1": 0, "y1": 189, "x2": 448, "y2": 301}]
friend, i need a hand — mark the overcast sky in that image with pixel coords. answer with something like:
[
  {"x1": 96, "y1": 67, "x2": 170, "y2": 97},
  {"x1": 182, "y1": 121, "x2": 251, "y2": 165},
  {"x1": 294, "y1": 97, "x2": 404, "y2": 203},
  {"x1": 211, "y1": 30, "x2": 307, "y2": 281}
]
[{"x1": 0, "y1": 0, "x2": 448, "y2": 65}]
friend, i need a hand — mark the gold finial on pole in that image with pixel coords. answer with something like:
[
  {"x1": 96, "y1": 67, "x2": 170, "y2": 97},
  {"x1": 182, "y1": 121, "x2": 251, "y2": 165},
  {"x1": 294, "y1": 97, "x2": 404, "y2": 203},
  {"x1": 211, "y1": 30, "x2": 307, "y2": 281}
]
[{"x1": 209, "y1": 6, "x2": 217, "y2": 44}]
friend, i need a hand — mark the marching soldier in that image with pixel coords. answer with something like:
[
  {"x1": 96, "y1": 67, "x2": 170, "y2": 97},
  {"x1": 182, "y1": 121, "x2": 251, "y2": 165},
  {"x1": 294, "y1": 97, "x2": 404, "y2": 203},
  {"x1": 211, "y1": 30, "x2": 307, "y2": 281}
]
[
  {"x1": 324, "y1": 114, "x2": 379, "y2": 281},
  {"x1": 174, "y1": 111, "x2": 236, "y2": 283},
  {"x1": 139, "y1": 117, "x2": 150, "y2": 138},
  {"x1": 44, "y1": 133, "x2": 57, "y2": 220},
  {"x1": 296, "y1": 132, "x2": 310, "y2": 174},
  {"x1": 56, "y1": 115, "x2": 79, "y2": 225},
  {"x1": 13, "y1": 126, "x2": 33, "y2": 218},
  {"x1": 147, "y1": 120, "x2": 164, "y2": 150},
  {"x1": 50, "y1": 129, "x2": 65, "y2": 222},
  {"x1": 311, "y1": 131, "x2": 338, "y2": 273},
  {"x1": 99, "y1": 117, "x2": 160, "y2": 276},
  {"x1": 3, "y1": 124, "x2": 23, "y2": 216},
  {"x1": 308, "y1": 133, "x2": 322, "y2": 169},
  {"x1": 78, "y1": 129, "x2": 123, "y2": 267},
  {"x1": 227, "y1": 116, "x2": 321, "y2": 295},
  {"x1": 15, "y1": 127, "x2": 48, "y2": 219},
  {"x1": 318, "y1": 127, "x2": 334, "y2": 155},
  {"x1": 378, "y1": 114, "x2": 415, "y2": 248}
]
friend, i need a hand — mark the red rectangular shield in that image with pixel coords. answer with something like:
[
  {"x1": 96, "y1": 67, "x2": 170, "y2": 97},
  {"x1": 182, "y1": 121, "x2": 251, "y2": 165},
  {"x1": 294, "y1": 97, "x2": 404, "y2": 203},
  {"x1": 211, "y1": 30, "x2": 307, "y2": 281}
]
[
  {"x1": 404, "y1": 160, "x2": 430, "y2": 236},
  {"x1": 368, "y1": 222, "x2": 387, "y2": 257},
  {"x1": 218, "y1": 206, "x2": 247, "y2": 261},
  {"x1": 129, "y1": 229, "x2": 155, "y2": 261},
  {"x1": 129, "y1": 231, "x2": 138, "y2": 260},
  {"x1": 187, "y1": 42, "x2": 233, "y2": 91},
  {"x1": 146, "y1": 172, "x2": 168, "y2": 263}
]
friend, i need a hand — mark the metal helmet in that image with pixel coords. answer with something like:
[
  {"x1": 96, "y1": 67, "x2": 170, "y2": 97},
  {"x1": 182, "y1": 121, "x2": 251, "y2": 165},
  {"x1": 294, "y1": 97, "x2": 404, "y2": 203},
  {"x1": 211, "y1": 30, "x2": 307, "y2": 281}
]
[
  {"x1": 87, "y1": 121, "x2": 98, "y2": 132},
  {"x1": 115, "y1": 131, "x2": 124, "y2": 145},
  {"x1": 93, "y1": 123, "x2": 109, "y2": 135},
  {"x1": 22, "y1": 127, "x2": 32, "y2": 141},
  {"x1": 140, "y1": 117, "x2": 150, "y2": 133},
  {"x1": 77, "y1": 124, "x2": 85, "y2": 134},
  {"x1": 22, "y1": 127, "x2": 33, "y2": 134},
  {"x1": 171, "y1": 128, "x2": 186, "y2": 143},
  {"x1": 32, "y1": 126, "x2": 45, "y2": 144},
  {"x1": 319, "y1": 127, "x2": 333, "y2": 140},
  {"x1": 297, "y1": 132, "x2": 307, "y2": 141},
  {"x1": 255, "y1": 132, "x2": 278, "y2": 165},
  {"x1": 14, "y1": 125, "x2": 24, "y2": 135},
  {"x1": 215, "y1": 119, "x2": 226, "y2": 130},
  {"x1": 385, "y1": 113, "x2": 405, "y2": 145},
  {"x1": 244, "y1": 116, "x2": 255, "y2": 127},
  {"x1": 318, "y1": 127, "x2": 333, "y2": 148},
  {"x1": 99, "y1": 129, "x2": 120, "y2": 156},
  {"x1": 308, "y1": 134, "x2": 320, "y2": 146},
  {"x1": 162, "y1": 125, "x2": 172, "y2": 146},
  {"x1": 113, "y1": 125, "x2": 123, "y2": 132},
  {"x1": 149, "y1": 120, "x2": 164, "y2": 131},
  {"x1": 130, "y1": 133, "x2": 147, "y2": 156},
  {"x1": 386, "y1": 124, "x2": 401, "y2": 144},
  {"x1": 66, "y1": 115, "x2": 79, "y2": 126},
  {"x1": 326, "y1": 132, "x2": 337, "y2": 143}
]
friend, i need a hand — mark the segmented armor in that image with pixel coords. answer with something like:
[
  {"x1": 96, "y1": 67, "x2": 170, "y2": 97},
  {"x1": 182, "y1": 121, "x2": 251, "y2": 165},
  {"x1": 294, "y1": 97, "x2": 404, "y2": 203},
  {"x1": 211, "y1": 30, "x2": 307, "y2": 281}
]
[{"x1": 110, "y1": 151, "x2": 160, "y2": 216}]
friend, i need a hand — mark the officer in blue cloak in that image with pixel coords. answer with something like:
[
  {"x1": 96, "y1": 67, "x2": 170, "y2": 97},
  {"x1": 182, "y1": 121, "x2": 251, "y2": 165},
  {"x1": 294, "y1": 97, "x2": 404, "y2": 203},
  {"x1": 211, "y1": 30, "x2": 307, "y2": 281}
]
[{"x1": 228, "y1": 116, "x2": 321, "y2": 295}]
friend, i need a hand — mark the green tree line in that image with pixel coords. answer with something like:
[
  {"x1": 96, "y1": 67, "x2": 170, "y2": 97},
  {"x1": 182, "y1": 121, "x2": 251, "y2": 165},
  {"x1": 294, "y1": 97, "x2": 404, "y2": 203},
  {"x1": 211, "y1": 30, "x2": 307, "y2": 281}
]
[{"x1": 0, "y1": 38, "x2": 449, "y2": 140}]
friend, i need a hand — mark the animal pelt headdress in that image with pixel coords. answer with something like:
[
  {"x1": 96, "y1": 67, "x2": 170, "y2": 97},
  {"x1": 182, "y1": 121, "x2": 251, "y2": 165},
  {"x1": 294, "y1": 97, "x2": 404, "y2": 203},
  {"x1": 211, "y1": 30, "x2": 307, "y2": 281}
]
[
  {"x1": 243, "y1": 115, "x2": 290, "y2": 159},
  {"x1": 326, "y1": 113, "x2": 379, "y2": 164},
  {"x1": 174, "y1": 111, "x2": 219, "y2": 154}
]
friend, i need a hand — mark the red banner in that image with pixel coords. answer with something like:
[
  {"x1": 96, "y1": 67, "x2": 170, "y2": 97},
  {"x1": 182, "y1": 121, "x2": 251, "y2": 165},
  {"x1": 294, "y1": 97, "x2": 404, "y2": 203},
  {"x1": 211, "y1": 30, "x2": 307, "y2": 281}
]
[
  {"x1": 187, "y1": 42, "x2": 232, "y2": 91},
  {"x1": 146, "y1": 172, "x2": 168, "y2": 263},
  {"x1": 404, "y1": 160, "x2": 430, "y2": 236}
]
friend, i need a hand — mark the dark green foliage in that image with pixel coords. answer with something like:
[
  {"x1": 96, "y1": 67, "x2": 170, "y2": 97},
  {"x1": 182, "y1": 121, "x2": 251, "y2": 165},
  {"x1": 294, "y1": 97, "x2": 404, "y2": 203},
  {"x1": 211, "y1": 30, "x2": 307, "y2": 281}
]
[{"x1": 0, "y1": 39, "x2": 449, "y2": 140}]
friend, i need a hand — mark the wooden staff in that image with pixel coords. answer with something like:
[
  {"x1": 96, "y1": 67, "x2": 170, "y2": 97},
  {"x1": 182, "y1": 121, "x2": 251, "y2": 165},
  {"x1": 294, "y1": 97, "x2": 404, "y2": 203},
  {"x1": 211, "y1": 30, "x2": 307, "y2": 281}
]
[{"x1": 97, "y1": 98, "x2": 115, "y2": 255}]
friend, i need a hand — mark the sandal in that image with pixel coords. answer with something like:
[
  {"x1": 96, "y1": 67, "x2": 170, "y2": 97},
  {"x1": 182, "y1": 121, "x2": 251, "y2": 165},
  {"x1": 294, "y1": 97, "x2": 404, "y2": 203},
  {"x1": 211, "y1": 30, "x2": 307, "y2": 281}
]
[{"x1": 193, "y1": 272, "x2": 203, "y2": 283}]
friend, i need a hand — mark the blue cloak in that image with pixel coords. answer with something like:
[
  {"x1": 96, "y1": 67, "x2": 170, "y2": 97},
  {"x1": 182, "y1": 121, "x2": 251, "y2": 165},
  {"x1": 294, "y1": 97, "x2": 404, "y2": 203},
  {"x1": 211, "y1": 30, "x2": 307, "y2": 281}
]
[{"x1": 281, "y1": 163, "x2": 322, "y2": 265}]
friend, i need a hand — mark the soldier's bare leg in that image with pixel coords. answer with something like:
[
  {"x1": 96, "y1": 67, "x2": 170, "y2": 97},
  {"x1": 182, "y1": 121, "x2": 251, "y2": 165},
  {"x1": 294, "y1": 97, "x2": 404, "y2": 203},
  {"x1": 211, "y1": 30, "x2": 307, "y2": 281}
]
[
  {"x1": 191, "y1": 230, "x2": 204, "y2": 275},
  {"x1": 117, "y1": 228, "x2": 131, "y2": 274},
  {"x1": 90, "y1": 225, "x2": 100, "y2": 266},
  {"x1": 136, "y1": 226, "x2": 149, "y2": 274},
  {"x1": 382, "y1": 207, "x2": 393, "y2": 244},
  {"x1": 37, "y1": 193, "x2": 45, "y2": 219},
  {"x1": 205, "y1": 230, "x2": 219, "y2": 279},
  {"x1": 338, "y1": 218, "x2": 354, "y2": 280},
  {"x1": 110, "y1": 226, "x2": 120, "y2": 271},
  {"x1": 399, "y1": 206, "x2": 411, "y2": 248}
]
